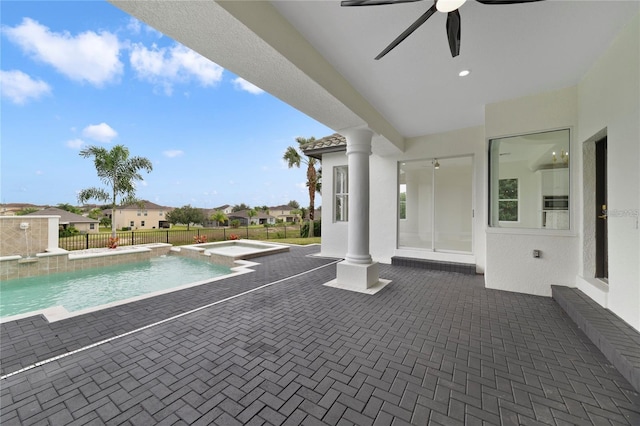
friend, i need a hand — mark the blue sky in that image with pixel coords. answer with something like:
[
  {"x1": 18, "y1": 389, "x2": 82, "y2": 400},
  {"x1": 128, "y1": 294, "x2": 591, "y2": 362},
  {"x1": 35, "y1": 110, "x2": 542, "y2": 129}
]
[{"x1": 0, "y1": 1, "x2": 331, "y2": 209}]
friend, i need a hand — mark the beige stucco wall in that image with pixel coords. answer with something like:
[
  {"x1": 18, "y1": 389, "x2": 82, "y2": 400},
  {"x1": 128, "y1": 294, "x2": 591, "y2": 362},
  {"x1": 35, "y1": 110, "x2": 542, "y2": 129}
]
[
  {"x1": 114, "y1": 209, "x2": 167, "y2": 230},
  {"x1": 0, "y1": 216, "x2": 57, "y2": 257}
]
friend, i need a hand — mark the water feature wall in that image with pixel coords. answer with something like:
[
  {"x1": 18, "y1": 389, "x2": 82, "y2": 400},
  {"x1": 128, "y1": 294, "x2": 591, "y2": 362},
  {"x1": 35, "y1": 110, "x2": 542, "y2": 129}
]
[{"x1": 0, "y1": 216, "x2": 59, "y2": 257}]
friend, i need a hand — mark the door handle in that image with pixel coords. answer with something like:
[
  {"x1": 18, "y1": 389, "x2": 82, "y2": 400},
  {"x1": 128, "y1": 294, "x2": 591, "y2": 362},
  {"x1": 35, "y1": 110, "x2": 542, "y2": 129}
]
[{"x1": 599, "y1": 204, "x2": 607, "y2": 219}]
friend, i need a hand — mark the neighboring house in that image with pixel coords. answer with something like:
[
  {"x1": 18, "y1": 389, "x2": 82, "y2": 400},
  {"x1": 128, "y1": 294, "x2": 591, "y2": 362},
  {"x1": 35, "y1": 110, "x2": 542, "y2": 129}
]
[
  {"x1": 202, "y1": 205, "x2": 234, "y2": 227},
  {"x1": 214, "y1": 204, "x2": 234, "y2": 215},
  {"x1": 269, "y1": 205, "x2": 299, "y2": 223},
  {"x1": 26, "y1": 207, "x2": 99, "y2": 233},
  {"x1": 112, "y1": 201, "x2": 173, "y2": 230},
  {"x1": 228, "y1": 210, "x2": 276, "y2": 226},
  {"x1": 114, "y1": 1, "x2": 640, "y2": 334},
  {"x1": 0, "y1": 203, "x2": 45, "y2": 216}
]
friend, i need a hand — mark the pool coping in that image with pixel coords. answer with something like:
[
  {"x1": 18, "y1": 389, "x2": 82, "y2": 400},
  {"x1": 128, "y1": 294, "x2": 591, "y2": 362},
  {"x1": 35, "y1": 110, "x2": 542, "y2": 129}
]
[{"x1": 0, "y1": 258, "x2": 260, "y2": 324}]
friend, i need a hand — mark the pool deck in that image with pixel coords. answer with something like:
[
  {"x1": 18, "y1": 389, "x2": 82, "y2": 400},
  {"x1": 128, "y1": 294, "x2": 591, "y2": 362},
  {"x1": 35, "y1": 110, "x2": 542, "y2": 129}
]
[{"x1": 1, "y1": 245, "x2": 639, "y2": 425}]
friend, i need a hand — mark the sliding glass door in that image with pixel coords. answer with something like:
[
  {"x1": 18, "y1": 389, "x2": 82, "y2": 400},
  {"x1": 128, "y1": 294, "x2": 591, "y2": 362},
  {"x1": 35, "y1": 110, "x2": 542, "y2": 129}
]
[{"x1": 398, "y1": 156, "x2": 473, "y2": 253}]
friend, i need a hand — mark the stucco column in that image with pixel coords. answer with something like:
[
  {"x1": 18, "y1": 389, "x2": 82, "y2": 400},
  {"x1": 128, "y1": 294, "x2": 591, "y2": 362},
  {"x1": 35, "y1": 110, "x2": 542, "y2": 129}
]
[
  {"x1": 345, "y1": 128, "x2": 373, "y2": 264},
  {"x1": 327, "y1": 127, "x2": 391, "y2": 293}
]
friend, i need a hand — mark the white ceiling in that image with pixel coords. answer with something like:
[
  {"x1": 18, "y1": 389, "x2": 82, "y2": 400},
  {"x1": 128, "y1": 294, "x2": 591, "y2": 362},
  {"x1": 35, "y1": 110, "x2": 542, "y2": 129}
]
[{"x1": 111, "y1": 1, "x2": 639, "y2": 145}]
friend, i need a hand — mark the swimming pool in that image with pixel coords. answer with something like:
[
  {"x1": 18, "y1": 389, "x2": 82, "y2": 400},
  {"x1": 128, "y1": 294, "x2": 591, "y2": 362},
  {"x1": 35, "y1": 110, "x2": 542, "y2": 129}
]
[{"x1": 0, "y1": 256, "x2": 233, "y2": 321}]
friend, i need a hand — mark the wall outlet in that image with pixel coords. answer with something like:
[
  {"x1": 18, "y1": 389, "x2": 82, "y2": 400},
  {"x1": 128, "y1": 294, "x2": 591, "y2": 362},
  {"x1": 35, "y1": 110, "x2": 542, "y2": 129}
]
[{"x1": 533, "y1": 249, "x2": 541, "y2": 258}]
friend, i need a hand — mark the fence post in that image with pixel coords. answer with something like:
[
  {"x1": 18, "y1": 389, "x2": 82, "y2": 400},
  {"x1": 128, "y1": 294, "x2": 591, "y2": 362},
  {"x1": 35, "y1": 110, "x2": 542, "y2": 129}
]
[
  {"x1": 131, "y1": 231, "x2": 134, "y2": 246},
  {"x1": 166, "y1": 230, "x2": 169, "y2": 244},
  {"x1": 246, "y1": 226, "x2": 249, "y2": 239},
  {"x1": 223, "y1": 228, "x2": 226, "y2": 240},
  {"x1": 266, "y1": 226, "x2": 269, "y2": 240},
  {"x1": 284, "y1": 225, "x2": 287, "y2": 239},
  {"x1": 85, "y1": 233, "x2": 89, "y2": 249}
]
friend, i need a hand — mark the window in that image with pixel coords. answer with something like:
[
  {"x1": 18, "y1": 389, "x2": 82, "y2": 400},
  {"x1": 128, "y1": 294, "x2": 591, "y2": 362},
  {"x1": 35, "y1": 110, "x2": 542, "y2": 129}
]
[
  {"x1": 489, "y1": 129, "x2": 570, "y2": 229},
  {"x1": 89, "y1": 223, "x2": 95, "y2": 230},
  {"x1": 334, "y1": 166, "x2": 348, "y2": 222},
  {"x1": 144, "y1": 211, "x2": 148, "y2": 216},
  {"x1": 159, "y1": 211, "x2": 164, "y2": 216},
  {"x1": 137, "y1": 211, "x2": 141, "y2": 216},
  {"x1": 498, "y1": 178, "x2": 518, "y2": 222},
  {"x1": 141, "y1": 221, "x2": 145, "y2": 227},
  {"x1": 130, "y1": 221, "x2": 134, "y2": 227}
]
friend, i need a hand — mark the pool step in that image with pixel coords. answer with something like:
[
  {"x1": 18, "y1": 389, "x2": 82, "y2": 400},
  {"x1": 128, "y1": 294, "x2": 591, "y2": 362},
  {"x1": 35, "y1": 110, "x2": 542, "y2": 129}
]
[{"x1": 391, "y1": 256, "x2": 476, "y2": 275}]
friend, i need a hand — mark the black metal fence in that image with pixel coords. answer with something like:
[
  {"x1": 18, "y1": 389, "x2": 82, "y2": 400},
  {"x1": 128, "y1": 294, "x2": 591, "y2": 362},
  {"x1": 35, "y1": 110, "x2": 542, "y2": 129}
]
[{"x1": 59, "y1": 225, "x2": 303, "y2": 251}]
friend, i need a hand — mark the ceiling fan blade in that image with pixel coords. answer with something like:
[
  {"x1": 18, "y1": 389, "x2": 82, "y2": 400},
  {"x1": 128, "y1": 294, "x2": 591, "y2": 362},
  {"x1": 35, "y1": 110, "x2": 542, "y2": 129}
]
[
  {"x1": 475, "y1": 0, "x2": 544, "y2": 4},
  {"x1": 341, "y1": 0, "x2": 422, "y2": 6},
  {"x1": 375, "y1": 3, "x2": 438, "y2": 60},
  {"x1": 446, "y1": 9, "x2": 461, "y2": 57}
]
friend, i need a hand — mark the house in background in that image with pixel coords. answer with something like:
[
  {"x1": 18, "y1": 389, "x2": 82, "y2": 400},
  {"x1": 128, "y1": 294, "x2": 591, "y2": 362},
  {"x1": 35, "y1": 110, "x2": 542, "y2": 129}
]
[
  {"x1": 214, "y1": 204, "x2": 233, "y2": 215},
  {"x1": 0, "y1": 203, "x2": 45, "y2": 216},
  {"x1": 269, "y1": 205, "x2": 300, "y2": 223},
  {"x1": 112, "y1": 1, "x2": 639, "y2": 334},
  {"x1": 26, "y1": 207, "x2": 99, "y2": 233},
  {"x1": 228, "y1": 210, "x2": 276, "y2": 226},
  {"x1": 111, "y1": 200, "x2": 172, "y2": 230}
]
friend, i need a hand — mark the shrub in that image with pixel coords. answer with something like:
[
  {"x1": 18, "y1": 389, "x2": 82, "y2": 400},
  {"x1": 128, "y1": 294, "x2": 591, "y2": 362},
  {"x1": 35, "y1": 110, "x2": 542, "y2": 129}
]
[
  {"x1": 59, "y1": 226, "x2": 80, "y2": 238},
  {"x1": 230, "y1": 219, "x2": 241, "y2": 229},
  {"x1": 107, "y1": 237, "x2": 119, "y2": 249},
  {"x1": 300, "y1": 220, "x2": 321, "y2": 238},
  {"x1": 121, "y1": 227, "x2": 131, "y2": 231},
  {"x1": 193, "y1": 235, "x2": 208, "y2": 244}
]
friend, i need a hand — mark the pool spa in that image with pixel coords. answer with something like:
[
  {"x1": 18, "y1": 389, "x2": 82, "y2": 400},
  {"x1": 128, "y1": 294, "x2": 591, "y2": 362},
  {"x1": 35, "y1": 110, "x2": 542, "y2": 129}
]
[{"x1": 176, "y1": 240, "x2": 289, "y2": 266}]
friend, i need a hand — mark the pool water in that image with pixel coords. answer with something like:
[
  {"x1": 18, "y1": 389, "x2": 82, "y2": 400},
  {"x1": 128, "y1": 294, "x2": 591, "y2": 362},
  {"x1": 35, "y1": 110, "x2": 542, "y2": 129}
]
[{"x1": 0, "y1": 256, "x2": 231, "y2": 319}]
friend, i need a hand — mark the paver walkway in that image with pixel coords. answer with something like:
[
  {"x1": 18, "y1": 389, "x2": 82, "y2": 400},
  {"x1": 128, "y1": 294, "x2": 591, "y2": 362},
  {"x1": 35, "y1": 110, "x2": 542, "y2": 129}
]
[{"x1": 1, "y1": 246, "x2": 639, "y2": 425}]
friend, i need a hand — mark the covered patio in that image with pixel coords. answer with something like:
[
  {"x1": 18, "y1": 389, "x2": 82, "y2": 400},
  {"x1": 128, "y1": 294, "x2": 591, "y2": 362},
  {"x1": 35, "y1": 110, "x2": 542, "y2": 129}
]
[{"x1": 1, "y1": 246, "x2": 638, "y2": 424}]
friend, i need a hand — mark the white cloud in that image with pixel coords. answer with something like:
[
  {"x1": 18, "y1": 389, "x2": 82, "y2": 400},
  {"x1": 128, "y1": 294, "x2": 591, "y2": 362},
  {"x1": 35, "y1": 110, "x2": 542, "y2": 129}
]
[
  {"x1": 129, "y1": 43, "x2": 223, "y2": 95},
  {"x1": 0, "y1": 69, "x2": 51, "y2": 104},
  {"x1": 66, "y1": 138, "x2": 84, "y2": 149},
  {"x1": 82, "y1": 123, "x2": 118, "y2": 143},
  {"x1": 126, "y1": 18, "x2": 142, "y2": 35},
  {"x1": 3, "y1": 18, "x2": 123, "y2": 87},
  {"x1": 163, "y1": 150, "x2": 184, "y2": 158},
  {"x1": 232, "y1": 77, "x2": 264, "y2": 95},
  {"x1": 295, "y1": 182, "x2": 306, "y2": 190}
]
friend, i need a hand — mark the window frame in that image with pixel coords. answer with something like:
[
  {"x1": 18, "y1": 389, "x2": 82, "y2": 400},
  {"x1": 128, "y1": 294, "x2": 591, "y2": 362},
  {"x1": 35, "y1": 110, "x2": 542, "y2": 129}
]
[
  {"x1": 497, "y1": 178, "x2": 519, "y2": 223},
  {"x1": 334, "y1": 165, "x2": 349, "y2": 222},
  {"x1": 488, "y1": 128, "x2": 571, "y2": 231}
]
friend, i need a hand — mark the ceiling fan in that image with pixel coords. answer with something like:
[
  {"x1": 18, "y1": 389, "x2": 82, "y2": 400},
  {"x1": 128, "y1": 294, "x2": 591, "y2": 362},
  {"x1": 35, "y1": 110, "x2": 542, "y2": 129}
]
[{"x1": 341, "y1": 0, "x2": 545, "y2": 60}]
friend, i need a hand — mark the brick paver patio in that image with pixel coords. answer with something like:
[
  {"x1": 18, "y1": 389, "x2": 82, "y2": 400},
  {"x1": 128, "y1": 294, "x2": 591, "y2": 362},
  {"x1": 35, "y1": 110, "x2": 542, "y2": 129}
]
[{"x1": 1, "y1": 246, "x2": 639, "y2": 425}]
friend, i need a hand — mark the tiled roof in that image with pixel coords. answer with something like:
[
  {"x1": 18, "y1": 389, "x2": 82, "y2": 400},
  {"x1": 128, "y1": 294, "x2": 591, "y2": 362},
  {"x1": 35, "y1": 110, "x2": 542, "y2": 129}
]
[
  {"x1": 301, "y1": 133, "x2": 346, "y2": 159},
  {"x1": 119, "y1": 200, "x2": 170, "y2": 210},
  {"x1": 25, "y1": 207, "x2": 99, "y2": 224},
  {"x1": 228, "y1": 210, "x2": 274, "y2": 219}
]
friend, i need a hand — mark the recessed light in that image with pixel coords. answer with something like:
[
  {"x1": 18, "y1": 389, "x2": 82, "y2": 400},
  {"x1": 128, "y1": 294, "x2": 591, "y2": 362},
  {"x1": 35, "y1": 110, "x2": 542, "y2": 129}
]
[{"x1": 459, "y1": 69, "x2": 470, "y2": 77}]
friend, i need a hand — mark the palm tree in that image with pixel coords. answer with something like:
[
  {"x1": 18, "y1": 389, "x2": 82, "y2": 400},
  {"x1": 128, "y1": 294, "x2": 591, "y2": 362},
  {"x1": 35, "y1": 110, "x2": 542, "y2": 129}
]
[
  {"x1": 211, "y1": 210, "x2": 228, "y2": 227},
  {"x1": 283, "y1": 136, "x2": 320, "y2": 237},
  {"x1": 77, "y1": 145, "x2": 153, "y2": 238},
  {"x1": 246, "y1": 209, "x2": 257, "y2": 225}
]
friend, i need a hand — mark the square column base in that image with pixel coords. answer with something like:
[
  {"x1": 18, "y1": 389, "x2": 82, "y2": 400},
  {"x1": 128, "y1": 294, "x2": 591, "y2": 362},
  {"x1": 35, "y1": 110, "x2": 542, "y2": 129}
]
[{"x1": 324, "y1": 260, "x2": 391, "y2": 295}]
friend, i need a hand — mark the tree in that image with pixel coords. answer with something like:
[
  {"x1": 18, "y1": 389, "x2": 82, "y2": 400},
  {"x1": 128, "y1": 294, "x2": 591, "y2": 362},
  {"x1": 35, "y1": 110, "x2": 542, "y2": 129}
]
[
  {"x1": 87, "y1": 208, "x2": 103, "y2": 220},
  {"x1": 16, "y1": 207, "x2": 39, "y2": 216},
  {"x1": 287, "y1": 200, "x2": 300, "y2": 209},
  {"x1": 57, "y1": 203, "x2": 83, "y2": 214},
  {"x1": 165, "y1": 205, "x2": 205, "y2": 230},
  {"x1": 283, "y1": 137, "x2": 320, "y2": 237},
  {"x1": 246, "y1": 209, "x2": 257, "y2": 225},
  {"x1": 77, "y1": 145, "x2": 153, "y2": 238},
  {"x1": 232, "y1": 203, "x2": 250, "y2": 212},
  {"x1": 210, "y1": 210, "x2": 228, "y2": 227}
]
